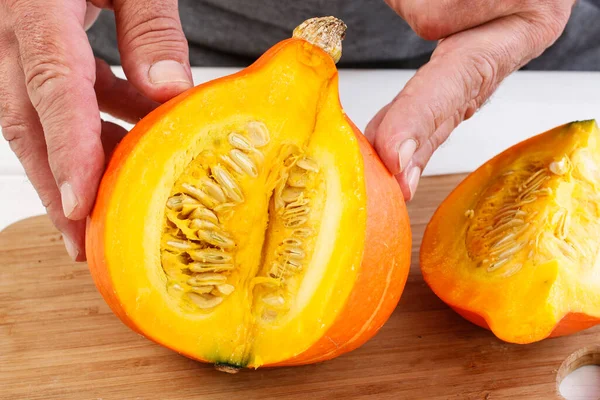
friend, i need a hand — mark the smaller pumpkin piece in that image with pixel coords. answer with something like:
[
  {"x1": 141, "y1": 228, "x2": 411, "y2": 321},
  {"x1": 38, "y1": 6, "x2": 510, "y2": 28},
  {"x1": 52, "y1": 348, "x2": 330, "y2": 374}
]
[{"x1": 421, "y1": 120, "x2": 600, "y2": 344}]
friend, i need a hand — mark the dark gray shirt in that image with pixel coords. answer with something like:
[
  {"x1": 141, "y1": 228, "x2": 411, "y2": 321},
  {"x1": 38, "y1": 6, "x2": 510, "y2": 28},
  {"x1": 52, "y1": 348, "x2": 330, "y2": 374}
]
[{"x1": 87, "y1": 0, "x2": 600, "y2": 70}]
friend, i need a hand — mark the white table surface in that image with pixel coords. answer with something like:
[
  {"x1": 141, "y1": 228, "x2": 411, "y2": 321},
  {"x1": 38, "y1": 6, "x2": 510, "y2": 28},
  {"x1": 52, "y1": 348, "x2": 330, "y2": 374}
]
[{"x1": 1, "y1": 67, "x2": 600, "y2": 398}]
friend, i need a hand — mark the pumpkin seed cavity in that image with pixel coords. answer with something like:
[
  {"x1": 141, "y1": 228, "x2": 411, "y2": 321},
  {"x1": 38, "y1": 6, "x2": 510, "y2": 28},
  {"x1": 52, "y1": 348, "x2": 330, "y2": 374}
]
[
  {"x1": 465, "y1": 152, "x2": 600, "y2": 277},
  {"x1": 160, "y1": 120, "x2": 322, "y2": 317}
]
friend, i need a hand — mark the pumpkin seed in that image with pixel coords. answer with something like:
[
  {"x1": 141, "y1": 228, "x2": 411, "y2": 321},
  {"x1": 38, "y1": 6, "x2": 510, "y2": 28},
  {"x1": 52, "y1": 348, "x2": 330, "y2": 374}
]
[
  {"x1": 286, "y1": 197, "x2": 310, "y2": 208},
  {"x1": 284, "y1": 216, "x2": 308, "y2": 228},
  {"x1": 188, "y1": 292, "x2": 224, "y2": 309},
  {"x1": 521, "y1": 169, "x2": 547, "y2": 189},
  {"x1": 494, "y1": 242, "x2": 526, "y2": 260},
  {"x1": 517, "y1": 175, "x2": 548, "y2": 201},
  {"x1": 282, "y1": 238, "x2": 302, "y2": 247},
  {"x1": 292, "y1": 228, "x2": 313, "y2": 238},
  {"x1": 189, "y1": 263, "x2": 235, "y2": 273},
  {"x1": 283, "y1": 205, "x2": 310, "y2": 218},
  {"x1": 216, "y1": 284, "x2": 235, "y2": 296},
  {"x1": 296, "y1": 157, "x2": 319, "y2": 172},
  {"x1": 262, "y1": 309, "x2": 278, "y2": 322},
  {"x1": 230, "y1": 149, "x2": 258, "y2": 177},
  {"x1": 283, "y1": 259, "x2": 303, "y2": 271},
  {"x1": 287, "y1": 170, "x2": 308, "y2": 187},
  {"x1": 273, "y1": 172, "x2": 289, "y2": 211},
  {"x1": 556, "y1": 239, "x2": 577, "y2": 259},
  {"x1": 556, "y1": 209, "x2": 571, "y2": 240},
  {"x1": 200, "y1": 177, "x2": 227, "y2": 203},
  {"x1": 165, "y1": 239, "x2": 199, "y2": 251},
  {"x1": 188, "y1": 273, "x2": 227, "y2": 286},
  {"x1": 491, "y1": 232, "x2": 517, "y2": 249},
  {"x1": 279, "y1": 245, "x2": 305, "y2": 260},
  {"x1": 219, "y1": 154, "x2": 244, "y2": 175},
  {"x1": 197, "y1": 229, "x2": 236, "y2": 249},
  {"x1": 499, "y1": 263, "x2": 523, "y2": 278},
  {"x1": 533, "y1": 187, "x2": 553, "y2": 196},
  {"x1": 189, "y1": 218, "x2": 220, "y2": 231},
  {"x1": 189, "y1": 249, "x2": 232, "y2": 264},
  {"x1": 268, "y1": 261, "x2": 283, "y2": 278},
  {"x1": 181, "y1": 183, "x2": 220, "y2": 208},
  {"x1": 281, "y1": 187, "x2": 303, "y2": 203},
  {"x1": 262, "y1": 294, "x2": 285, "y2": 307},
  {"x1": 214, "y1": 202, "x2": 236, "y2": 214},
  {"x1": 212, "y1": 165, "x2": 244, "y2": 203},
  {"x1": 189, "y1": 285, "x2": 214, "y2": 294},
  {"x1": 486, "y1": 258, "x2": 509, "y2": 272},
  {"x1": 189, "y1": 206, "x2": 219, "y2": 224},
  {"x1": 550, "y1": 157, "x2": 570, "y2": 175},
  {"x1": 167, "y1": 194, "x2": 199, "y2": 211},
  {"x1": 491, "y1": 209, "x2": 518, "y2": 224},
  {"x1": 566, "y1": 238, "x2": 586, "y2": 259},
  {"x1": 247, "y1": 121, "x2": 270, "y2": 147},
  {"x1": 228, "y1": 132, "x2": 254, "y2": 151},
  {"x1": 179, "y1": 203, "x2": 201, "y2": 218},
  {"x1": 484, "y1": 219, "x2": 525, "y2": 238}
]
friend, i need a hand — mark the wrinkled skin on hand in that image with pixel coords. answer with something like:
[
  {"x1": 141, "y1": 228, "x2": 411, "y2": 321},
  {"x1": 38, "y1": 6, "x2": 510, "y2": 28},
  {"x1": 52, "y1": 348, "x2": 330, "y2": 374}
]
[
  {"x1": 0, "y1": 0, "x2": 193, "y2": 260},
  {"x1": 367, "y1": 0, "x2": 575, "y2": 200}
]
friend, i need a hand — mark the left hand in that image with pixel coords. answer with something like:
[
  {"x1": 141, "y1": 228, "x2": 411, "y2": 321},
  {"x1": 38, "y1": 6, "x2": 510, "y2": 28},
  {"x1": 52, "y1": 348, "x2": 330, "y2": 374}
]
[
  {"x1": 367, "y1": 0, "x2": 575, "y2": 201},
  {"x1": 0, "y1": 0, "x2": 191, "y2": 261}
]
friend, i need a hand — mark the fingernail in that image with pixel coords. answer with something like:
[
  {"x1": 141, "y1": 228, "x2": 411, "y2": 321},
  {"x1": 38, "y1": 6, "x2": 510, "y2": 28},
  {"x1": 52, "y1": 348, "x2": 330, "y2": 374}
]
[
  {"x1": 63, "y1": 234, "x2": 79, "y2": 261},
  {"x1": 148, "y1": 60, "x2": 192, "y2": 85},
  {"x1": 407, "y1": 166, "x2": 421, "y2": 200},
  {"x1": 396, "y1": 139, "x2": 418, "y2": 173},
  {"x1": 60, "y1": 182, "x2": 78, "y2": 219},
  {"x1": 83, "y1": 3, "x2": 102, "y2": 31}
]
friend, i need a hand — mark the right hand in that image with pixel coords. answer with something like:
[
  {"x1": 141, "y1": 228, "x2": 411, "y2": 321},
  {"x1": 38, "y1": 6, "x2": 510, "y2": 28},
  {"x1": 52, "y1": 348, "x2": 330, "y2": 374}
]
[
  {"x1": 0, "y1": 0, "x2": 194, "y2": 260},
  {"x1": 367, "y1": 0, "x2": 573, "y2": 201}
]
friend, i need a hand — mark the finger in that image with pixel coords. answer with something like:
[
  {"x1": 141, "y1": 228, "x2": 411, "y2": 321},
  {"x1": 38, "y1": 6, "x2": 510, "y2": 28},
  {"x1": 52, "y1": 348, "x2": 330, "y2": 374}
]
[
  {"x1": 95, "y1": 58, "x2": 159, "y2": 123},
  {"x1": 0, "y1": 54, "x2": 86, "y2": 260},
  {"x1": 84, "y1": 2, "x2": 102, "y2": 30},
  {"x1": 113, "y1": 0, "x2": 193, "y2": 102},
  {"x1": 373, "y1": 10, "x2": 571, "y2": 199},
  {"x1": 100, "y1": 119, "x2": 128, "y2": 161},
  {"x1": 13, "y1": 1, "x2": 104, "y2": 222},
  {"x1": 365, "y1": 102, "x2": 392, "y2": 145},
  {"x1": 385, "y1": 0, "x2": 521, "y2": 40},
  {"x1": 395, "y1": 116, "x2": 457, "y2": 201}
]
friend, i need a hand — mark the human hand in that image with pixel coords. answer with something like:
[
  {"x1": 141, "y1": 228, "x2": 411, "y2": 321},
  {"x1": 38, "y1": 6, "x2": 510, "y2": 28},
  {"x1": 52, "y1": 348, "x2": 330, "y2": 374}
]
[
  {"x1": 367, "y1": 0, "x2": 575, "y2": 200},
  {"x1": 0, "y1": 0, "x2": 193, "y2": 260}
]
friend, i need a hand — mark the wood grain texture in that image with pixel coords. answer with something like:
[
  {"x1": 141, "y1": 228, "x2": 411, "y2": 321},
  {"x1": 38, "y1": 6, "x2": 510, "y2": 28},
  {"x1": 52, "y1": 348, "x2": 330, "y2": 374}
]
[{"x1": 1, "y1": 174, "x2": 597, "y2": 400}]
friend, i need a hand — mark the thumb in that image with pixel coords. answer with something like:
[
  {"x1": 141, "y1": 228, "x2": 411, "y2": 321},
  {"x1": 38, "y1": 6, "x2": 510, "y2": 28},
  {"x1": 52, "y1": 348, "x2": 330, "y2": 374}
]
[{"x1": 114, "y1": 0, "x2": 193, "y2": 102}]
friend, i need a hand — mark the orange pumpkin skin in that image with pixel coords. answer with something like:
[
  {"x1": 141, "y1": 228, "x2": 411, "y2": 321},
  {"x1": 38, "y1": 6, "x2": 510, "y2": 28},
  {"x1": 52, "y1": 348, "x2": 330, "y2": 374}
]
[
  {"x1": 420, "y1": 120, "x2": 600, "y2": 344},
  {"x1": 86, "y1": 18, "x2": 411, "y2": 368}
]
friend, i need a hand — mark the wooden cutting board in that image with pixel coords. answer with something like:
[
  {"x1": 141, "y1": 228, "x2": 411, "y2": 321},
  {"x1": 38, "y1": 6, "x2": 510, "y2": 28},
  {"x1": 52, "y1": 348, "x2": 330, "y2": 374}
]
[{"x1": 1, "y1": 174, "x2": 598, "y2": 400}]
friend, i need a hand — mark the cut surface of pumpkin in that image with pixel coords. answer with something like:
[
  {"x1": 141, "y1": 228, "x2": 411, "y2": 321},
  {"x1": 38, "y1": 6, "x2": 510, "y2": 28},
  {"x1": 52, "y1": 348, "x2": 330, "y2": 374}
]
[
  {"x1": 86, "y1": 17, "x2": 411, "y2": 369},
  {"x1": 421, "y1": 120, "x2": 600, "y2": 344}
]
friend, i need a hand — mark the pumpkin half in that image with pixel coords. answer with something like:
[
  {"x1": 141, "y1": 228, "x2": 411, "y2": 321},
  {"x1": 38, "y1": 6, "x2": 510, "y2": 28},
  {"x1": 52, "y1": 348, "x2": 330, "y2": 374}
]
[
  {"x1": 421, "y1": 120, "x2": 600, "y2": 344},
  {"x1": 86, "y1": 17, "x2": 411, "y2": 369}
]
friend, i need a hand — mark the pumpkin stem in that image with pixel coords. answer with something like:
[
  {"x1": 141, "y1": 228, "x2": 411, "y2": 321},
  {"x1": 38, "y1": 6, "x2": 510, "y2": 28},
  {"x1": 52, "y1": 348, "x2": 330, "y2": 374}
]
[{"x1": 293, "y1": 16, "x2": 347, "y2": 63}]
